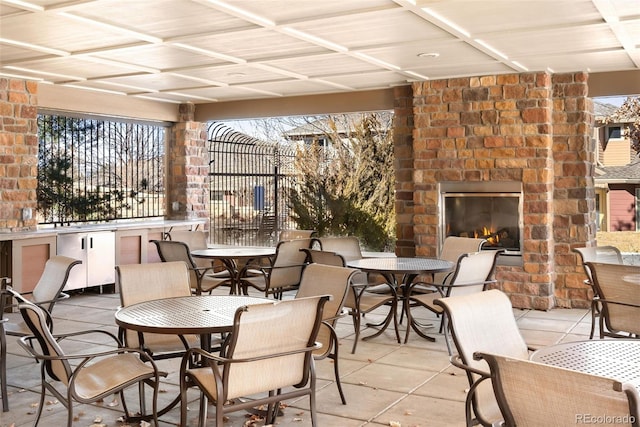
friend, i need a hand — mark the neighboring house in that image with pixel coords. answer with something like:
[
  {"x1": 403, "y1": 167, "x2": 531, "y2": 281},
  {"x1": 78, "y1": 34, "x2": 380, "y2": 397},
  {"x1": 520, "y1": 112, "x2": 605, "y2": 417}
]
[{"x1": 593, "y1": 101, "x2": 639, "y2": 231}]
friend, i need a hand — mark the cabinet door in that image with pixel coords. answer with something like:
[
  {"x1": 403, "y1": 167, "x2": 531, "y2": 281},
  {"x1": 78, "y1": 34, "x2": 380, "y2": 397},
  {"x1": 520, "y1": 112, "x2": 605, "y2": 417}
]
[
  {"x1": 87, "y1": 231, "x2": 115, "y2": 286},
  {"x1": 56, "y1": 233, "x2": 88, "y2": 290}
]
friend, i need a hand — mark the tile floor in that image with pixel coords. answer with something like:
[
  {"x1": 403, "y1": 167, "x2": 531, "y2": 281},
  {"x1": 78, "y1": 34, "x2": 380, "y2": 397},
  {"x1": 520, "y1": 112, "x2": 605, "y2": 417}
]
[{"x1": 1, "y1": 286, "x2": 592, "y2": 427}]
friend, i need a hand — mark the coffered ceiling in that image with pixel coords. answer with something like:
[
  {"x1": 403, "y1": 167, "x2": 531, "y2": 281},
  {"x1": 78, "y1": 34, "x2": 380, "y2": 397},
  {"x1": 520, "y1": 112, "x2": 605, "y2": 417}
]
[{"x1": 1, "y1": 0, "x2": 639, "y2": 107}]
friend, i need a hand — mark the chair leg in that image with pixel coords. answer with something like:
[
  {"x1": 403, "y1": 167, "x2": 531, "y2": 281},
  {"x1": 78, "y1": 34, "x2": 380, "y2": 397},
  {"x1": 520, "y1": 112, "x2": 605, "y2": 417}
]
[
  {"x1": 350, "y1": 309, "x2": 361, "y2": 354},
  {"x1": 1, "y1": 328, "x2": 8, "y2": 412},
  {"x1": 328, "y1": 330, "x2": 346, "y2": 404}
]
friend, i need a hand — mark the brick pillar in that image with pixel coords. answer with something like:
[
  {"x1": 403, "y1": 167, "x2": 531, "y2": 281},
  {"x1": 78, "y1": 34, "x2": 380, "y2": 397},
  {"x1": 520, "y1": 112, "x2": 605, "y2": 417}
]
[
  {"x1": 167, "y1": 103, "x2": 210, "y2": 223},
  {"x1": 0, "y1": 78, "x2": 38, "y2": 231},
  {"x1": 393, "y1": 85, "x2": 416, "y2": 257},
  {"x1": 551, "y1": 72, "x2": 596, "y2": 308}
]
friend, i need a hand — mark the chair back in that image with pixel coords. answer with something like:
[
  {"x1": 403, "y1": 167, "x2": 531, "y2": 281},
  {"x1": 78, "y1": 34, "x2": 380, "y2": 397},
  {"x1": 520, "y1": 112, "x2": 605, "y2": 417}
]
[
  {"x1": 152, "y1": 240, "x2": 204, "y2": 291},
  {"x1": 168, "y1": 230, "x2": 212, "y2": 269},
  {"x1": 434, "y1": 289, "x2": 529, "y2": 378},
  {"x1": 222, "y1": 295, "x2": 329, "y2": 401},
  {"x1": 116, "y1": 261, "x2": 192, "y2": 350},
  {"x1": 268, "y1": 238, "x2": 313, "y2": 289},
  {"x1": 18, "y1": 299, "x2": 72, "y2": 385},
  {"x1": 315, "y1": 236, "x2": 363, "y2": 262},
  {"x1": 279, "y1": 229, "x2": 315, "y2": 241},
  {"x1": 296, "y1": 263, "x2": 357, "y2": 357},
  {"x1": 476, "y1": 352, "x2": 640, "y2": 427},
  {"x1": 446, "y1": 250, "x2": 503, "y2": 297},
  {"x1": 573, "y1": 246, "x2": 623, "y2": 284},
  {"x1": 587, "y1": 262, "x2": 640, "y2": 336},
  {"x1": 435, "y1": 237, "x2": 486, "y2": 285},
  {"x1": 302, "y1": 249, "x2": 346, "y2": 267},
  {"x1": 32, "y1": 256, "x2": 82, "y2": 311}
]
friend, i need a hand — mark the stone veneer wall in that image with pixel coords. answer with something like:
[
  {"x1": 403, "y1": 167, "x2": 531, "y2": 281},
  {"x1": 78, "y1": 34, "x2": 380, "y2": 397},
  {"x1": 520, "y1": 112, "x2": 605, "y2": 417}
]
[
  {"x1": 0, "y1": 78, "x2": 38, "y2": 232},
  {"x1": 167, "y1": 103, "x2": 210, "y2": 223},
  {"x1": 411, "y1": 72, "x2": 595, "y2": 310}
]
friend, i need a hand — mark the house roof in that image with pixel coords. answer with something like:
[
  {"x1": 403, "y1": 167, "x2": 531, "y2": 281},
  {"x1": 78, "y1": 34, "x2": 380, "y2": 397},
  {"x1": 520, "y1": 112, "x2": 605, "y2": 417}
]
[
  {"x1": 1, "y1": 0, "x2": 639, "y2": 109},
  {"x1": 595, "y1": 161, "x2": 640, "y2": 184}
]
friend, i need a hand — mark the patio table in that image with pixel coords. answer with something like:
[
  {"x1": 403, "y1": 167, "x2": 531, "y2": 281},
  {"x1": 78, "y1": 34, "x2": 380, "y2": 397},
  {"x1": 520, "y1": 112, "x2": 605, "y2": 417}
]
[
  {"x1": 530, "y1": 339, "x2": 640, "y2": 392},
  {"x1": 191, "y1": 246, "x2": 276, "y2": 294},
  {"x1": 346, "y1": 257, "x2": 453, "y2": 342}
]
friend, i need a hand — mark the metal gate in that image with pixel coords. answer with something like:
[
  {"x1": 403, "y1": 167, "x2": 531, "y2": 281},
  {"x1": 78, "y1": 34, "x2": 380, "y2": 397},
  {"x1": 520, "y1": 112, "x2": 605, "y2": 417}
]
[{"x1": 207, "y1": 122, "x2": 296, "y2": 246}]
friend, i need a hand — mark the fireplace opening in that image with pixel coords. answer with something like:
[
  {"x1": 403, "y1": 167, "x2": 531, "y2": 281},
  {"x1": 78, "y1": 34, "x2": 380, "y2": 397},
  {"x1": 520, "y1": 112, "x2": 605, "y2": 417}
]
[{"x1": 439, "y1": 182, "x2": 523, "y2": 257}]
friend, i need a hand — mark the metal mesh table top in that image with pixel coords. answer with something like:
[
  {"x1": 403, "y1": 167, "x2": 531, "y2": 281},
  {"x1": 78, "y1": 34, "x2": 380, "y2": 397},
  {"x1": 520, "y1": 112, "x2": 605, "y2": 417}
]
[
  {"x1": 347, "y1": 257, "x2": 453, "y2": 274},
  {"x1": 115, "y1": 295, "x2": 271, "y2": 334},
  {"x1": 531, "y1": 340, "x2": 640, "y2": 391},
  {"x1": 191, "y1": 247, "x2": 276, "y2": 259}
]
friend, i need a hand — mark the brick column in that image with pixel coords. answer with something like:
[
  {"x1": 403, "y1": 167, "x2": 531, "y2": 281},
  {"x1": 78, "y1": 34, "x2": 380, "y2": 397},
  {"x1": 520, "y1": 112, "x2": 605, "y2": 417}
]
[
  {"x1": 167, "y1": 103, "x2": 210, "y2": 223},
  {"x1": 551, "y1": 72, "x2": 596, "y2": 308},
  {"x1": 393, "y1": 85, "x2": 416, "y2": 257},
  {"x1": 0, "y1": 78, "x2": 38, "y2": 231}
]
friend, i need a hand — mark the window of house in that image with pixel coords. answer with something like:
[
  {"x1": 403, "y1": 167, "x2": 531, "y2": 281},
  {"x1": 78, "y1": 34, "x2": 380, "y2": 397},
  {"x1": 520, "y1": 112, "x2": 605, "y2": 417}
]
[
  {"x1": 607, "y1": 126, "x2": 622, "y2": 140},
  {"x1": 37, "y1": 113, "x2": 167, "y2": 225}
]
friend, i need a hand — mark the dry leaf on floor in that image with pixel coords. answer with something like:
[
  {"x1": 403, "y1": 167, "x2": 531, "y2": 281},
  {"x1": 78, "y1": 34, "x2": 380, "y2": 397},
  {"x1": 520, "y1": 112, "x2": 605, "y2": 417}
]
[{"x1": 389, "y1": 421, "x2": 401, "y2": 427}]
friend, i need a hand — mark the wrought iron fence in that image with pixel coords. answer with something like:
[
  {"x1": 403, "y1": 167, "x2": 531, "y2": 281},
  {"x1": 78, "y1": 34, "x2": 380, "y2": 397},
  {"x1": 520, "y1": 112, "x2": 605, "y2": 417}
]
[
  {"x1": 37, "y1": 114, "x2": 166, "y2": 225},
  {"x1": 207, "y1": 122, "x2": 297, "y2": 246}
]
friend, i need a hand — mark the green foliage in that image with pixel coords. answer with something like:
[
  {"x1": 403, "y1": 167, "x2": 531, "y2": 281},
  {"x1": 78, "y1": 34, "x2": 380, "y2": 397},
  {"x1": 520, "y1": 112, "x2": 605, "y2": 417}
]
[{"x1": 288, "y1": 113, "x2": 395, "y2": 251}]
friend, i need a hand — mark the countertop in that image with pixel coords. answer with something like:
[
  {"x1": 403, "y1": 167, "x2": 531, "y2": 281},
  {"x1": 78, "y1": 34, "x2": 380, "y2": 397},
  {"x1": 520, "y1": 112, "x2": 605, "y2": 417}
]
[{"x1": 0, "y1": 218, "x2": 206, "y2": 242}]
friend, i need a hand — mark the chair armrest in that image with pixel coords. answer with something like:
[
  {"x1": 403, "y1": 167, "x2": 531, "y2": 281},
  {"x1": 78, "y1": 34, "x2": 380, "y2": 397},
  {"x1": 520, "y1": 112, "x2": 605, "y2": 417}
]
[
  {"x1": 450, "y1": 354, "x2": 490, "y2": 378},
  {"x1": 184, "y1": 342, "x2": 321, "y2": 365}
]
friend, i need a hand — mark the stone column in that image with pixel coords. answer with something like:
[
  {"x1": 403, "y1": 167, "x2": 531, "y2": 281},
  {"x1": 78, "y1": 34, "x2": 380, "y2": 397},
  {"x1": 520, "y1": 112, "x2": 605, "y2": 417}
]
[
  {"x1": 167, "y1": 103, "x2": 210, "y2": 224},
  {"x1": 0, "y1": 78, "x2": 38, "y2": 231}
]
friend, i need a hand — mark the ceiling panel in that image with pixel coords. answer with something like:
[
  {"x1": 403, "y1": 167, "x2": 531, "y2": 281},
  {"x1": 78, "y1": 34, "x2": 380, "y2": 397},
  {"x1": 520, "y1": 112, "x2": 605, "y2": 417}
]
[{"x1": 0, "y1": 0, "x2": 637, "y2": 105}]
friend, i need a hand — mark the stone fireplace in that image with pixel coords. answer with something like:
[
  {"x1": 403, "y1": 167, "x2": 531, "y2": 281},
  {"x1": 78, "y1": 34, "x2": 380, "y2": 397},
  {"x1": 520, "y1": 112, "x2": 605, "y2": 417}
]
[
  {"x1": 404, "y1": 72, "x2": 596, "y2": 310},
  {"x1": 439, "y1": 181, "x2": 523, "y2": 262}
]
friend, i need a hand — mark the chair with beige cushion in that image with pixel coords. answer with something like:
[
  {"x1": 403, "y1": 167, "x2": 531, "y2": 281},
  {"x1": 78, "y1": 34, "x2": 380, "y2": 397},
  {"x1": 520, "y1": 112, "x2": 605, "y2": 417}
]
[
  {"x1": 242, "y1": 238, "x2": 312, "y2": 298},
  {"x1": 279, "y1": 229, "x2": 316, "y2": 241},
  {"x1": 116, "y1": 261, "x2": 200, "y2": 358},
  {"x1": 179, "y1": 295, "x2": 329, "y2": 427},
  {"x1": 169, "y1": 230, "x2": 231, "y2": 277},
  {"x1": 475, "y1": 352, "x2": 640, "y2": 427},
  {"x1": 404, "y1": 249, "x2": 503, "y2": 346},
  {"x1": 0, "y1": 256, "x2": 81, "y2": 412},
  {"x1": 433, "y1": 289, "x2": 531, "y2": 427},
  {"x1": 587, "y1": 261, "x2": 640, "y2": 339},
  {"x1": 152, "y1": 239, "x2": 232, "y2": 295},
  {"x1": 295, "y1": 262, "x2": 358, "y2": 404},
  {"x1": 16, "y1": 295, "x2": 165, "y2": 427},
  {"x1": 434, "y1": 236, "x2": 487, "y2": 286},
  {"x1": 303, "y1": 247, "x2": 398, "y2": 354},
  {"x1": 573, "y1": 246, "x2": 623, "y2": 339}
]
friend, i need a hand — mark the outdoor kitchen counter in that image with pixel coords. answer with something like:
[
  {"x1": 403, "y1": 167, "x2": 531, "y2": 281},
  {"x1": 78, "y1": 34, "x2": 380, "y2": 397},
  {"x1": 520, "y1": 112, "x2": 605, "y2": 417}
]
[{"x1": 0, "y1": 219, "x2": 206, "y2": 241}]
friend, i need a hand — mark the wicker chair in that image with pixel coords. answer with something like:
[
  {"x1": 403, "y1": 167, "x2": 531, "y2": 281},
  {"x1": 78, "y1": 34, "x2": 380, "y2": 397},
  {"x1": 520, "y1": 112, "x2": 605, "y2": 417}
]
[
  {"x1": 404, "y1": 249, "x2": 503, "y2": 347},
  {"x1": 16, "y1": 295, "x2": 165, "y2": 427},
  {"x1": 178, "y1": 296, "x2": 329, "y2": 427},
  {"x1": 295, "y1": 262, "x2": 358, "y2": 404},
  {"x1": 433, "y1": 289, "x2": 531, "y2": 427},
  {"x1": 573, "y1": 246, "x2": 623, "y2": 338},
  {"x1": 587, "y1": 261, "x2": 640, "y2": 339},
  {"x1": 475, "y1": 352, "x2": 640, "y2": 427},
  {"x1": 242, "y1": 238, "x2": 312, "y2": 298}
]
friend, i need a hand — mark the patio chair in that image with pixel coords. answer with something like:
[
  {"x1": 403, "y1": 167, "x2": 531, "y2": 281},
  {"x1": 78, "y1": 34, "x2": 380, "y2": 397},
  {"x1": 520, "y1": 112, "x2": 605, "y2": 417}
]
[
  {"x1": 302, "y1": 248, "x2": 398, "y2": 354},
  {"x1": 433, "y1": 289, "x2": 531, "y2": 427},
  {"x1": 435, "y1": 236, "x2": 487, "y2": 286},
  {"x1": 116, "y1": 261, "x2": 201, "y2": 358},
  {"x1": 587, "y1": 261, "x2": 640, "y2": 339},
  {"x1": 178, "y1": 295, "x2": 329, "y2": 427},
  {"x1": 152, "y1": 239, "x2": 232, "y2": 295},
  {"x1": 404, "y1": 249, "x2": 503, "y2": 347},
  {"x1": 474, "y1": 352, "x2": 640, "y2": 427},
  {"x1": 295, "y1": 262, "x2": 358, "y2": 404},
  {"x1": 168, "y1": 230, "x2": 231, "y2": 278},
  {"x1": 16, "y1": 296, "x2": 165, "y2": 427},
  {"x1": 573, "y1": 245, "x2": 623, "y2": 338},
  {"x1": 242, "y1": 238, "x2": 312, "y2": 298},
  {"x1": 279, "y1": 229, "x2": 316, "y2": 241}
]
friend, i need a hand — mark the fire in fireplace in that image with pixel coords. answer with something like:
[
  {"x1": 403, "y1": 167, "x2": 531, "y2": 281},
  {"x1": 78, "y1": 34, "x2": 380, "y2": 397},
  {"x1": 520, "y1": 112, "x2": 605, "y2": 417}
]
[{"x1": 439, "y1": 182, "x2": 523, "y2": 255}]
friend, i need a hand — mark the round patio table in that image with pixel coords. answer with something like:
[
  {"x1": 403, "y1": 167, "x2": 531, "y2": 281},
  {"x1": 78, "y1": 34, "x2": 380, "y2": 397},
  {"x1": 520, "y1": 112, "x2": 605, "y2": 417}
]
[
  {"x1": 530, "y1": 339, "x2": 640, "y2": 392},
  {"x1": 346, "y1": 257, "x2": 454, "y2": 342},
  {"x1": 191, "y1": 246, "x2": 276, "y2": 294}
]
